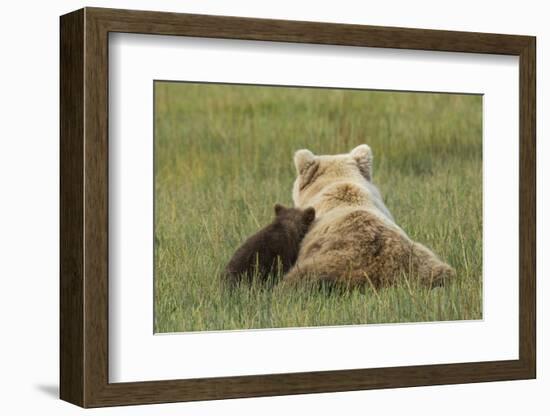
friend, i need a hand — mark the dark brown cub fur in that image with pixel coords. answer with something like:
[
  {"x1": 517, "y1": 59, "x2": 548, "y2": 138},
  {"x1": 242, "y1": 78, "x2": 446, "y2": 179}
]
[{"x1": 224, "y1": 204, "x2": 315, "y2": 286}]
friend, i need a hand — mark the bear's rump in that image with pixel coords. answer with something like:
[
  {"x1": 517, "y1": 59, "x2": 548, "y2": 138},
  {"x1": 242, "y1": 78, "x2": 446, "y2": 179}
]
[{"x1": 290, "y1": 209, "x2": 413, "y2": 287}]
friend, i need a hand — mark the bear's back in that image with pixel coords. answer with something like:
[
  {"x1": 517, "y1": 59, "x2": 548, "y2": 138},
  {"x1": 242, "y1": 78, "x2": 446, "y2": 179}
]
[{"x1": 225, "y1": 222, "x2": 301, "y2": 284}]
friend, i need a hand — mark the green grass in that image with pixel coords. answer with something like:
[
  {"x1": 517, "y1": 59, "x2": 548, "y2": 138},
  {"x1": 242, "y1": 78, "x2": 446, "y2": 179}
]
[{"x1": 154, "y1": 82, "x2": 483, "y2": 333}]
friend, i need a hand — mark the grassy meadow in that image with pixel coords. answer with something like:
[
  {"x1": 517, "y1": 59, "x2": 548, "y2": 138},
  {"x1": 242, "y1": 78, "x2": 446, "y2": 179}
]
[{"x1": 154, "y1": 82, "x2": 483, "y2": 333}]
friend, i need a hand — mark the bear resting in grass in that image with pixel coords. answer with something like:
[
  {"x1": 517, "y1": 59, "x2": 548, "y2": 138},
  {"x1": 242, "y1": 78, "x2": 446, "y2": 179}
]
[
  {"x1": 282, "y1": 145, "x2": 455, "y2": 289},
  {"x1": 224, "y1": 204, "x2": 315, "y2": 286}
]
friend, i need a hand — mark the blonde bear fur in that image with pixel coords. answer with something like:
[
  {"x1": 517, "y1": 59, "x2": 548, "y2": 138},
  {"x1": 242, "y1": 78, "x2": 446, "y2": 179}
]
[{"x1": 283, "y1": 145, "x2": 455, "y2": 289}]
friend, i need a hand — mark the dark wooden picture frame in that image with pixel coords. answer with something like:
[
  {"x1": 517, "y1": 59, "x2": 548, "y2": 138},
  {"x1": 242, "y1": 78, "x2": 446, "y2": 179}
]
[{"x1": 60, "y1": 7, "x2": 536, "y2": 408}]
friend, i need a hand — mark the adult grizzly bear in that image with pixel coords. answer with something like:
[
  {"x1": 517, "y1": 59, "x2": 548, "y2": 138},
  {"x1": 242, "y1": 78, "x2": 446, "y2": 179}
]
[{"x1": 282, "y1": 145, "x2": 455, "y2": 289}]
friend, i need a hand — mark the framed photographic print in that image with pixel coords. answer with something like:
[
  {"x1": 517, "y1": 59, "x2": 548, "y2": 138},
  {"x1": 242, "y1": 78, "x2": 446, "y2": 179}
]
[{"x1": 60, "y1": 7, "x2": 536, "y2": 408}]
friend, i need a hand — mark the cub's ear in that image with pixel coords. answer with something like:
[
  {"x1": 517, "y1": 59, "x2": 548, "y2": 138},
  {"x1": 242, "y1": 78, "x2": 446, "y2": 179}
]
[
  {"x1": 294, "y1": 149, "x2": 315, "y2": 174},
  {"x1": 302, "y1": 207, "x2": 316, "y2": 225},
  {"x1": 350, "y1": 144, "x2": 373, "y2": 180},
  {"x1": 274, "y1": 203, "x2": 286, "y2": 216}
]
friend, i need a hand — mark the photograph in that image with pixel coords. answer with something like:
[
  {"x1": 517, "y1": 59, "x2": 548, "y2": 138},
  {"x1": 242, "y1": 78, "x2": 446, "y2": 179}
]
[
  {"x1": 153, "y1": 81, "x2": 483, "y2": 333},
  {"x1": 51, "y1": 4, "x2": 538, "y2": 410}
]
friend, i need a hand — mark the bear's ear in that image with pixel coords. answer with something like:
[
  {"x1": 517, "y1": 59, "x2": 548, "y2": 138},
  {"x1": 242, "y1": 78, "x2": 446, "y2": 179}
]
[
  {"x1": 274, "y1": 203, "x2": 286, "y2": 216},
  {"x1": 302, "y1": 207, "x2": 316, "y2": 225},
  {"x1": 294, "y1": 149, "x2": 316, "y2": 174},
  {"x1": 350, "y1": 144, "x2": 373, "y2": 180}
]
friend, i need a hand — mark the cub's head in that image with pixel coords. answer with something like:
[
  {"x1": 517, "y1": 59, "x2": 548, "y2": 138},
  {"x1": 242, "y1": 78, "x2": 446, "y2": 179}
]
[
  {"x1": 273, "y1": 203, "x2": 316, "y2": 237},
  {"x1": 292, "y1": 145, "x2": 373, "y2": 207}
]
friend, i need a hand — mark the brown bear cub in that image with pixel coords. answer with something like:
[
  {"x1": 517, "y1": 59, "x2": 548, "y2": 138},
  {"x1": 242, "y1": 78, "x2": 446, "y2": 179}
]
[{"x1": 224, "y1": 204, "x2": 315, "y2": 286}]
